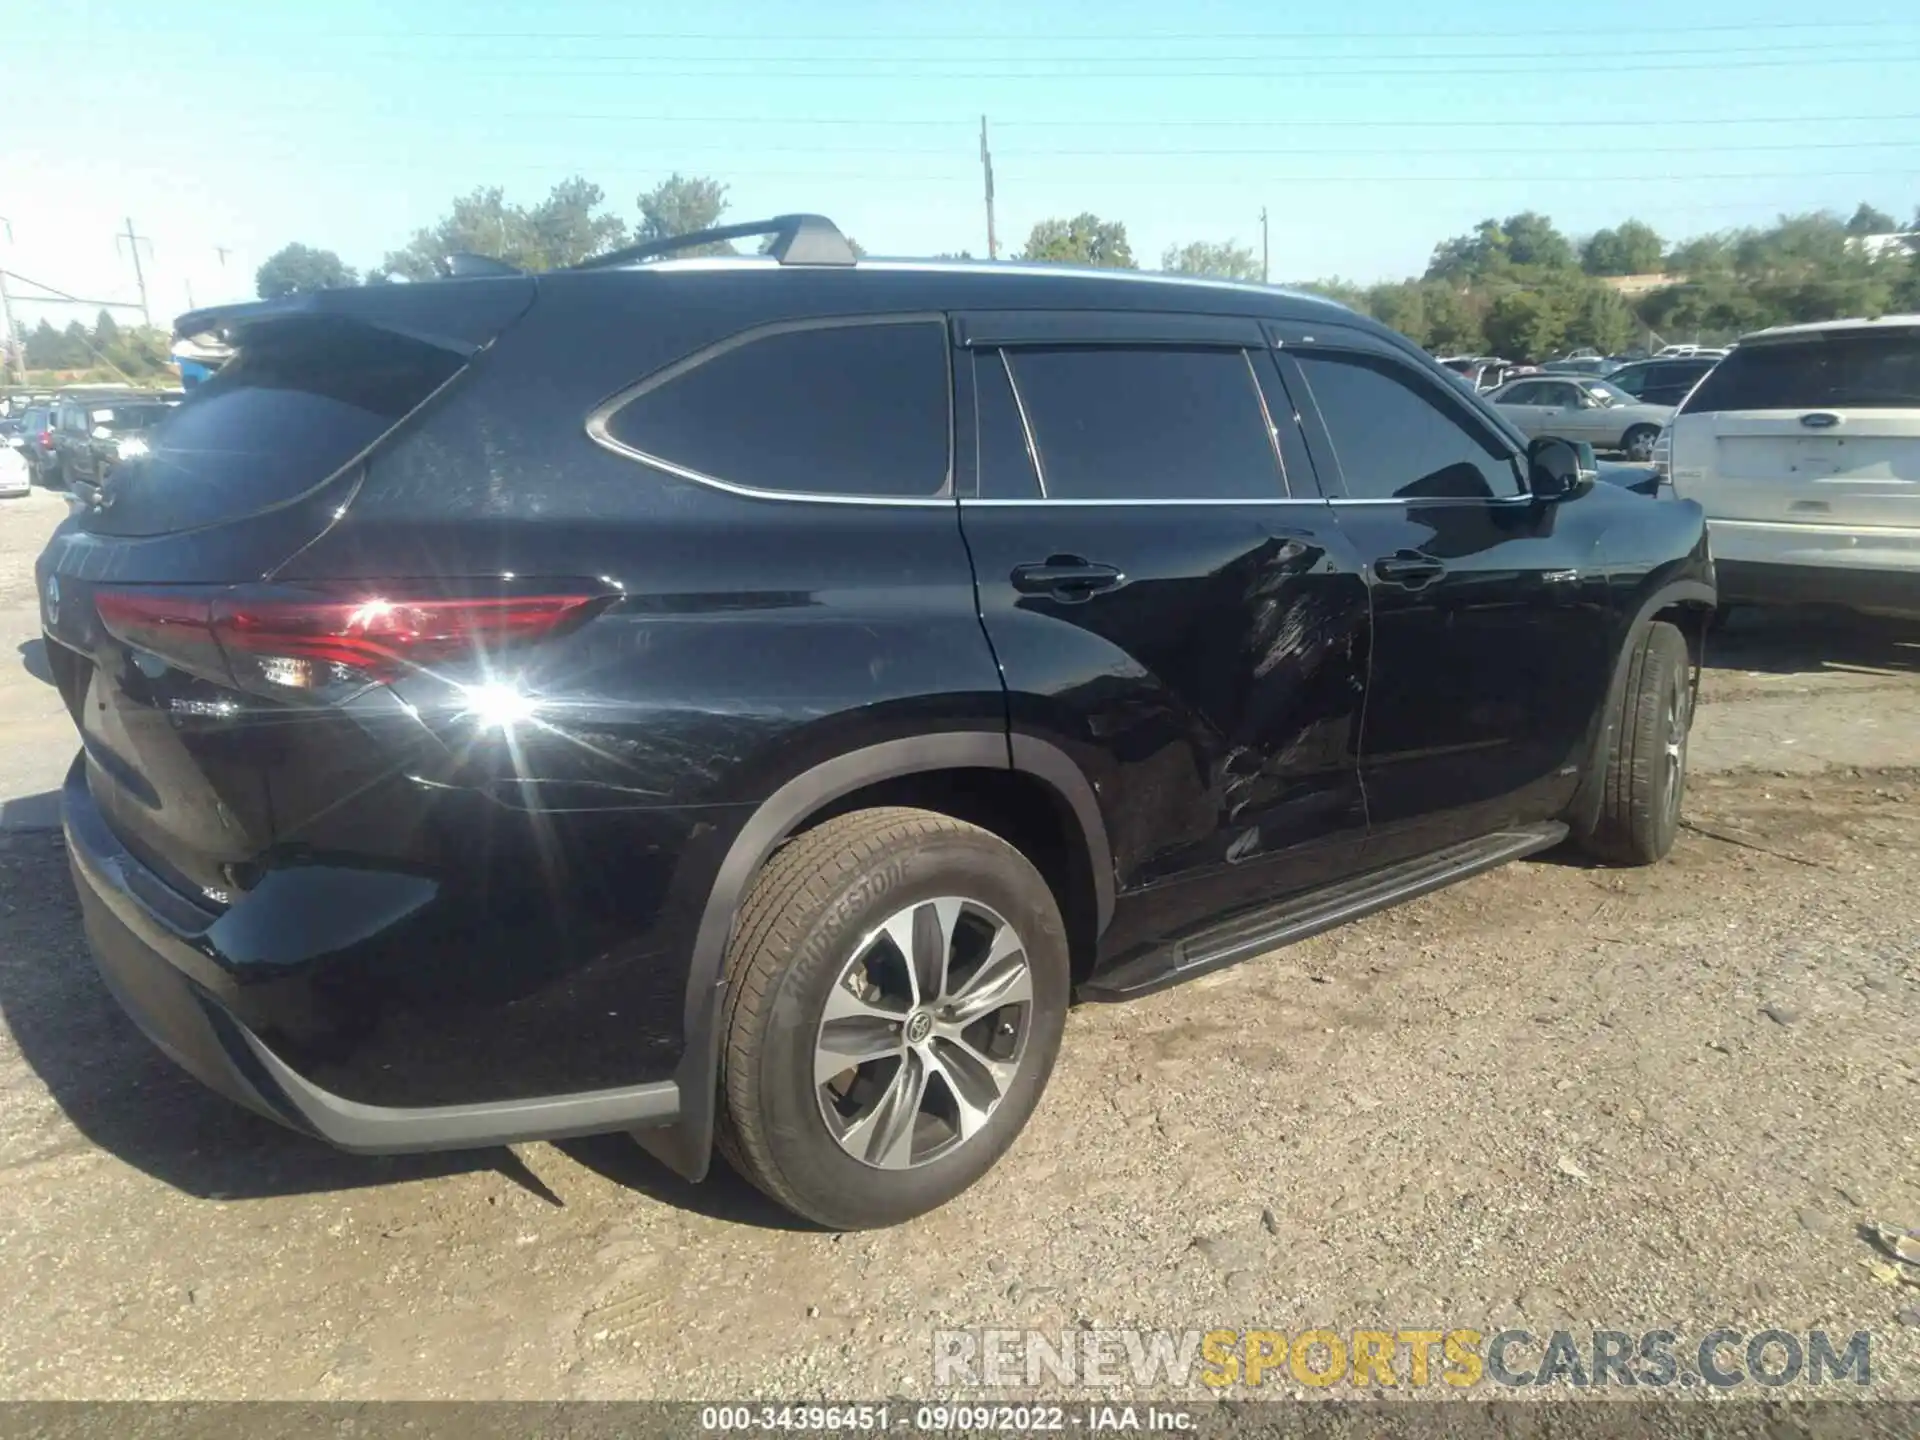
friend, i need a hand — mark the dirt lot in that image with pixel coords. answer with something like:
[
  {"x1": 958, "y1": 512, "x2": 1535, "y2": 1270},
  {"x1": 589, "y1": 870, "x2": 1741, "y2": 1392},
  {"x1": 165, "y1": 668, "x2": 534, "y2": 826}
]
[{"x1": 0, "y1": 489, "x2": 1916, "y2": 1401}]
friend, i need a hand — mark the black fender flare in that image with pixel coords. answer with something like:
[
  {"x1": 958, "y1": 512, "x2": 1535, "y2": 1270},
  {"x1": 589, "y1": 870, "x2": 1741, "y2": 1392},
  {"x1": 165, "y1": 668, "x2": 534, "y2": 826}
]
[
  {"x1": 638, "y1": 731, "x2": 1112, "y2": 1181},
  {"x1": 1564, "y1": 578, "x2": 1717, "y2": 838}
]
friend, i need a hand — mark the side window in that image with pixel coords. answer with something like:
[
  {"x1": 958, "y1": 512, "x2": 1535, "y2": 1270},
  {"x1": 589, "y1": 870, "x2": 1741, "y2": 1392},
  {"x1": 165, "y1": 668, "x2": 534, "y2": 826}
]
[
  {"x1": 1001, "y1": 345, "x2": 1283, "y2": 501},
  {"x1": 974, "y1": 350, "x2": 1041, "y2": 500},
  {"x1": 1542, "y1": 383, "x2": 1582, "y2": 407},
  {"x1": 603, "y1": 318, "x2": 950, "y2": 498},
  {"x1": 1292, "y1": 352, "x2": 1523, "y2": 501},
  {"x1": 1500, "y1": 382, "x2": 1542, "y2": 405}
]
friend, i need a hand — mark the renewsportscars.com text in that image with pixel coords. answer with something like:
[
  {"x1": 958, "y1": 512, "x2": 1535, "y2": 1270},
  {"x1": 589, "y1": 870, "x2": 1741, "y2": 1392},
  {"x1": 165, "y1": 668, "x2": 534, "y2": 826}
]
[{"x1": 932, "y1": 1327, "x2": 1874, "y2": 1391}]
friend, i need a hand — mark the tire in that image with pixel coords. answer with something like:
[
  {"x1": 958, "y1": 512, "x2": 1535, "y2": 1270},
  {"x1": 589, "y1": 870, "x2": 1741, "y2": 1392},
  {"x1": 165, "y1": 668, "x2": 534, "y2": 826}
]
[
  {"x1": 716, "y1": 806, "x2": 1070, "y2": 1229},
  {"x1": 1623, "y1": 425, "x2": 1659, "y2": 463},
  {"x1": 1581, "y1": 621, "x2": 1691, "y2": 866}
]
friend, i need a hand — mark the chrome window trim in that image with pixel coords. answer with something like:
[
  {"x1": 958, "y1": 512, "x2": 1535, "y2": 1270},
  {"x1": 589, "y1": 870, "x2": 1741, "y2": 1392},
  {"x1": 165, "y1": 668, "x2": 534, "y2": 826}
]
[
  {"x1": 1323, "y1": 493, "x2": 1537, "y2": 508},
  {"x1": 961, "y1": 495, "x2": 1334, "y2": 509},
  {"x1": 996, "y1": 349, "x2": 1048, "y2": 499},
  {"x1": 586, "y1": 311, "x2": 957, "y2": 507},
  {"x1": 1241, "y1": 349, "x2": 1296, "y2": 499}
]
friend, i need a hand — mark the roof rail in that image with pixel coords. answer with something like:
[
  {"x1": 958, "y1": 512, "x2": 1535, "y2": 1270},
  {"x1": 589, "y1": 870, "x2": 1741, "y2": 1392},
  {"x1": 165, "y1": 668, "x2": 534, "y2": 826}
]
[{"x1": 574, "y1": 213, "x2": 856, "y2": 271}]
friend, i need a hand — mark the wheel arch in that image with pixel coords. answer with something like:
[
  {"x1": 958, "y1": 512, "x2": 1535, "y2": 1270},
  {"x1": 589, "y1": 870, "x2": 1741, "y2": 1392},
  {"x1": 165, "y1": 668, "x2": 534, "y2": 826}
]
[{"x1": 640, "y1": 731, "x2": 1111, "y2": 1182}]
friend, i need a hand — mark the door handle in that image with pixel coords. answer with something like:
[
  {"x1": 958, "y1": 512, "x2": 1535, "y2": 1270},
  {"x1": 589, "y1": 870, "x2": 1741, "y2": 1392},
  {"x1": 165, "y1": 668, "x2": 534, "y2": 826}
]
[
  {"x1": 1373, "y1": 550, "x2": 1446, "y2": 586},
  {"x1": 1010, "y1": 557, "x2": 1124, "y2": 601}
]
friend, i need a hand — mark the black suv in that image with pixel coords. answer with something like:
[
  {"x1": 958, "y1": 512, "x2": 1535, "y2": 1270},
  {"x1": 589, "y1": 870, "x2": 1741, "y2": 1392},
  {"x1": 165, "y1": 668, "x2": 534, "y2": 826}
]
[
  {"x1": 50, "y1": 393, "x2": 180, "y2": 505},
  {"x1": 1604, "y1": 356, "x2": 1720, "y2": 407},
  {"x1": 39, "y1": 216, "x2": 1714, "y2": 1229}
]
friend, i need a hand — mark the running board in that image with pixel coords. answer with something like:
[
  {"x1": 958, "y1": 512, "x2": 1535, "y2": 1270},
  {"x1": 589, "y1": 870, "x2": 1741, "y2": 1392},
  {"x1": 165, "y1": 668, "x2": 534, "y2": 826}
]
[{"x1": 1080, "y1": 822, "x2": 1568, "y2": 1002}]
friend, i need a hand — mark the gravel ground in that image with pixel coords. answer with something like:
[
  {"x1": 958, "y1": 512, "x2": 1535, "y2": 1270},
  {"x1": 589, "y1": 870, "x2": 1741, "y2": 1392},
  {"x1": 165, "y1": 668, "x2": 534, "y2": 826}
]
[{"x1": 0, "y1": 488, "x2": 1916, "y2": 1402}]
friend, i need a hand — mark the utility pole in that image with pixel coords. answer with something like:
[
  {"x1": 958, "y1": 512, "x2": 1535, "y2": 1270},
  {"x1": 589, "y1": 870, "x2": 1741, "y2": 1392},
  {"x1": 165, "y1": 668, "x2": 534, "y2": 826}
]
[
  {"x1": 214, "y1": 245, "x2": 231, "y2": 268},
  {"x1": 116, "y1": 217, "x2": 153, "y2": 329},
  {"x1": 980, "y1": 115, "x2": 999, "y2": 261},
  {"x1": 0, "y1": 217, "x2": 23, "y2": 385},
  {"x1": 1260, "y1": 207, "x2": 1270, "y2": 285}
]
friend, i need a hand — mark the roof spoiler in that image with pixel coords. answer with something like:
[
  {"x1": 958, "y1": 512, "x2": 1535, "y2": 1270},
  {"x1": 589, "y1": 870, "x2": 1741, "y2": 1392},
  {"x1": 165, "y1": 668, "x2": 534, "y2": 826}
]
[
  {"x1": 575, "y1": 213, "x2": 856, "y2": 271},
  {"x1": 174, "y1": 275, "x2": 537, "y2": 357}
]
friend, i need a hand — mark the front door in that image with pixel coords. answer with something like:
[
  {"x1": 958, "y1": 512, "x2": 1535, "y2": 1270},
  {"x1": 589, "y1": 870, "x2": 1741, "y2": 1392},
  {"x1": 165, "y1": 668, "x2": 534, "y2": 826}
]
[
  {"x1": 952, "y1": 311, "x2": 1374, "y2": 962},
  {"x1": 1274, "y1": 334, "x2": 1617, "y2": 866}
]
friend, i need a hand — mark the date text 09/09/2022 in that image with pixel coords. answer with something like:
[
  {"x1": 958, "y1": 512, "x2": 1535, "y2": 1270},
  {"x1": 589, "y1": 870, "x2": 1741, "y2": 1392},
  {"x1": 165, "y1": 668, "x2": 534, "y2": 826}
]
[{"x1": 700, "y1": 1404, "x2": 1195, "y2": 1432}]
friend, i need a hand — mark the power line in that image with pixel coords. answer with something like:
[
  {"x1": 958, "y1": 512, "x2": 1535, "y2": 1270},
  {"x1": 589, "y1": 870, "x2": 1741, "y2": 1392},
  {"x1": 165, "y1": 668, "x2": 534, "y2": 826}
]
[
  {"x1": 363, "y1": 53, "x2": 1920, "y2": 78},
  {"x1": 994, "y1": 168, "x2": 1920, "y2": 185},
  {"x1": 335, "y1": 40, "x2": 1904, "y2": 63},
  {"x1": 152, "y1": 109, "x2": 1920, "y2": 129},
  {"x1": 283, "y1": 21, "x2": 1916, "y2": 40}
]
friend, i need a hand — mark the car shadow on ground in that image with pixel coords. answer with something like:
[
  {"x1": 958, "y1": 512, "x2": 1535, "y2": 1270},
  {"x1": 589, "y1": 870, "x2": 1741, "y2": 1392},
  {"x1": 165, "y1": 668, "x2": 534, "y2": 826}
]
[
  {"x1": 1707, "y1": 607, "x2": 1920, "y2": 677},
  {"x1": 557, "y1": 1135, "x2": 824, "y2": 1232},
  {"x1": 17, "y1": 638, "x2": 53, "y2": 685},
  {"x1": 0, "y1": 829, "x2": 805, "y2": 1225}
]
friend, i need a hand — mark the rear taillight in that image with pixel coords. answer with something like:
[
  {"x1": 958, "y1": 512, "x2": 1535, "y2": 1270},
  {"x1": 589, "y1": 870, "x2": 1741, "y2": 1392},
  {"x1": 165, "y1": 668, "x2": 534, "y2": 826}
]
[
  {"x1": 1650, "y1": 427, "x2": 1671, "y2": 482},
  {"x1": 94, "y1": 584, "x2": 609, "y2": 699},
  {"x1": 36, "y1": 429, "x2": 52, "y2": 451}
]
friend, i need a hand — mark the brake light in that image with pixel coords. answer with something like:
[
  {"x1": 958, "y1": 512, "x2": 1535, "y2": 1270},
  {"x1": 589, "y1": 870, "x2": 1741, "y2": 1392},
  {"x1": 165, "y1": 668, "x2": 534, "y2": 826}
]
[
  {"x1": 1650, "y1": 427, "x2": 1672, "y2": 482},
  {"x1": 94, "y1": 584, "x2": 607, "y2": 697},
  {"x1": 36, "y1": 429, "x2": 52, "y2": 451}
]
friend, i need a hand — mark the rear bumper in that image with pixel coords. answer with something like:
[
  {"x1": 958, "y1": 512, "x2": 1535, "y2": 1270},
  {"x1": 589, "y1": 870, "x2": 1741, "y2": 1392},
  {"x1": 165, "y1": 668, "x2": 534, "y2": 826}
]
[
  {"x1": 1717, "y1": 560, "x2": 1920, "y2": 619},
  {"x1": 63, "y1": 755, "x2": 681, "y2": 1154},
  {"x1": 1705, "y1": 519, "x2": 1920, "y2": 619}
]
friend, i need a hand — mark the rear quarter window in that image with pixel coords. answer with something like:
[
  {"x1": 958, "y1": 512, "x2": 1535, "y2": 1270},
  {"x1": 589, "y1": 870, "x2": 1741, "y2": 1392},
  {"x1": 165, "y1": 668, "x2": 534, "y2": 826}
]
[
  {"x1": 1683, "y1": 331, "x2": 1920, "y2": 413},
  {"x1": 599, "y1": 317, "x2": 952, "y2": 498}
]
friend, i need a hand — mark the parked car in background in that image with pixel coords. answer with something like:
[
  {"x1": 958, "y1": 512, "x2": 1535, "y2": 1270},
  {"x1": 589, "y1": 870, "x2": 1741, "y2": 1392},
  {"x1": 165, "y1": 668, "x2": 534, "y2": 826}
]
[
  {"x1": 1606, "y1": 355, "x2": 1721, "y2": 408},
  {"x1": 1658, "y1": 315, "x2": 1920, "y2": 620},
  {"x1": 1656, "y1": 344, "x2": 1728, "y2": 359},
  {"x1": 1539, "y1": 357, "x2": 1613, "y2": 376},
  {"x1": 17, "y1": 405, "x2": 59, "y2": 486},
  {"x1": 54, "y1": 396, "x2": 180, "y2": 507},
  {"x1": 1438, "y1": 355, "x2": 1522, "y2": 391},
  {"x1": 38, "y1": 214, "x2": 1715, "y2": 1229},
  {"x1": 1488, "y1": 375, "x2": 1673, "y2": 461},
  {"x1": 0, "y1": 437, "x2": 30, "y2": 498}
]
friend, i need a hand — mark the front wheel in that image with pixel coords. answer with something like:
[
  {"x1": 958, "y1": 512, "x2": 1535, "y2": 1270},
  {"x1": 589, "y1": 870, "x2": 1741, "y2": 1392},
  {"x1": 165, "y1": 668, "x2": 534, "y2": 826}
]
[
  {"x1": 716, "y1": 807, "x2": 1070, "y2": 1229},
  {"x1": 1623, "y1": 425, "x2": 1660, "y2": 463},
  {"x1": 1579, "y1": 621, "x2": 1692, "y2": 865}
]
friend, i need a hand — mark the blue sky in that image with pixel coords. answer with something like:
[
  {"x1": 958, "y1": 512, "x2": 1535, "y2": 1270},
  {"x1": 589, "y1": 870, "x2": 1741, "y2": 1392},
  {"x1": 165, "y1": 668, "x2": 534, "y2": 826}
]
[{"x1": 5, "y1": 0, "x2": 1918, "y2": 327}]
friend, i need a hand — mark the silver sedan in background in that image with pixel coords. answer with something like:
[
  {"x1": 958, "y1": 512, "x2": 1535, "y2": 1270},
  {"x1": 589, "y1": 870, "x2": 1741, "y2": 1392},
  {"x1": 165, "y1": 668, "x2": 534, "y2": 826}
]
[{"x1": 1487, "y1": 375, "x2": 1674, "y2": 462}]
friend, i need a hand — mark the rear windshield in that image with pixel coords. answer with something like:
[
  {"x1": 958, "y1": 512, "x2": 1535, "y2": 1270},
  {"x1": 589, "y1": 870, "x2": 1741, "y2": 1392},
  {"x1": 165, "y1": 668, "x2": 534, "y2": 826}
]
[
  {"x1": 83, "y1": 319, "x2": 463, "y2": 537},
  {"x1": 1682, "y1": 331, "x2": 1920, "y2": 414}
]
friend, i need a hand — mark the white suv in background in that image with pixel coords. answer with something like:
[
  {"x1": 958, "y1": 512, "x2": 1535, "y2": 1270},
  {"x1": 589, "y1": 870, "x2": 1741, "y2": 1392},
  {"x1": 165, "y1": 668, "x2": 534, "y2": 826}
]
[{"x1": 1657, "y1": 316, "x2": 1920, "y2": 621}]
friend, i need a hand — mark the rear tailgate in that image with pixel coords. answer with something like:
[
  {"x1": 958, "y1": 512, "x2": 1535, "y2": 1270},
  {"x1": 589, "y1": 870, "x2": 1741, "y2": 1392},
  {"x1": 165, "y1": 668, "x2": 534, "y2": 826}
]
[
  {"x1": 37, "y1": 278, "x2": 536, "y2": 904},
  {"x1": 1672, "y1": 325, "x2": 1920, "y2": 529}
]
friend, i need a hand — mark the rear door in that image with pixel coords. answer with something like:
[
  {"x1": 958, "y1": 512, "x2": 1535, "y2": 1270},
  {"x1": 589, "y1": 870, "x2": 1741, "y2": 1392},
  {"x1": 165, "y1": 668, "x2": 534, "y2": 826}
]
[
  {"x1": 1494, "y1": 380, "x2": 1553, "y2": 436},
  {"x1": 1532, "y1": 379, "x2": 1603, "y2": 444},
  {"x1": 952, "y1": 310, "x2": 1373, "y2": 955},
  {"x1": 1671, "y1": 327, "x2": 1920, "y2": 530},
  {"x1": 1274, "y1": 327, "x2": 1617, "y2": 865}
]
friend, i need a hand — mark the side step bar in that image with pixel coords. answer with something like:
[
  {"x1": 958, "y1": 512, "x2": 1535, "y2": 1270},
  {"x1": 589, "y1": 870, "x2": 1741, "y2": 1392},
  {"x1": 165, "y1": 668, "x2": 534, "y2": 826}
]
[{"x1": 1080, "y1": 821, "x2": 1568, "y2": 1001}]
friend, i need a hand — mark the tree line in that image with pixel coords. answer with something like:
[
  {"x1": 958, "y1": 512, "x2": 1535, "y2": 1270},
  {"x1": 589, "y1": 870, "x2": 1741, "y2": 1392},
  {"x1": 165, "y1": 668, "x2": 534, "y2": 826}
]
[
  {"x1": 252, "y1": 177, "x2": 1919, "y2": 361},
  {"x1": 16, "y1": 310, "x2": 175, "y2": 381}
]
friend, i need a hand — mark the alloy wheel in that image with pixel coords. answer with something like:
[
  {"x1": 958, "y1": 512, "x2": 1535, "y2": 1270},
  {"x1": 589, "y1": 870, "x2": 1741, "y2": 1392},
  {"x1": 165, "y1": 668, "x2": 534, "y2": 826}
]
[
  {"x1": 814, "y1": 897, "x2": 1033, "y2": 1170},
  {"x1": 1663, "y1": 672, "x2": 1691, "y2": 827}
]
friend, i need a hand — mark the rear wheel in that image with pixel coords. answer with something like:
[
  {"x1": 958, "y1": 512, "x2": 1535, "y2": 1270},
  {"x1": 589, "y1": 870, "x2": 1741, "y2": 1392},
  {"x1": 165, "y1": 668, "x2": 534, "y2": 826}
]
[
  {"x1": 1580, "y1": 621, "x2": 1692, "y2": 865},
  {"x1": 1623, "y1": 424, "x2": 1660, "y2": 463},
  {"x1": 716, "y1": 807, "x2": 1069, "y2": 1229}
]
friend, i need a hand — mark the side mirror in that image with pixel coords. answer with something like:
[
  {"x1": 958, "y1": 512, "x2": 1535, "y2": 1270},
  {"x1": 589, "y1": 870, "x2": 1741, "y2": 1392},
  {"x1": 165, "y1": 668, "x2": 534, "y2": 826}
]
[{"x1": 1527, "y1": 436, "x2": 1597, "y2": 501}]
